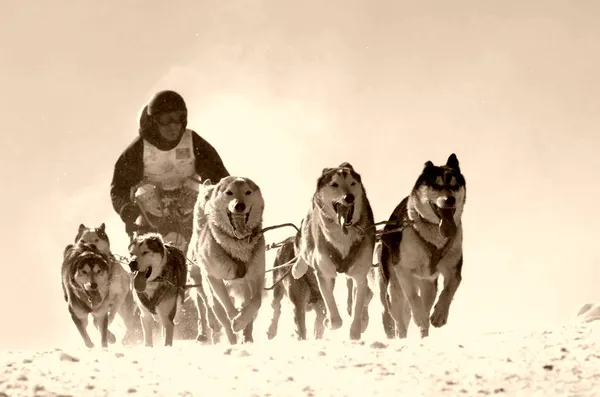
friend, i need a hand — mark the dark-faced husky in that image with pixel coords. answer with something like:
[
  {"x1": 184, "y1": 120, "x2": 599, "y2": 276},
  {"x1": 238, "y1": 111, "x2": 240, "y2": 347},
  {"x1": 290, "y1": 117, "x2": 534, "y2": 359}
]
[
  {"x1": 379, "y1": 153, "x2": 466, "y2": 338},
  {"x1": 62, "y1": 241, "x2": 132, "y2": 348},
  {"x1": 292, "y1": 162, "x2": 376, "y2": 340}
]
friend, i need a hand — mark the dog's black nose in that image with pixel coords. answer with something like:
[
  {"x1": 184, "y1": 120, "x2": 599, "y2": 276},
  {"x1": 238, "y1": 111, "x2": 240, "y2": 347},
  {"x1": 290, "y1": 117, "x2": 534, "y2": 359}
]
[
  {"x1": 445, "y1": 196, "x2": 456, "y2": 207},
  {"x1": 90, "y1": 282, "x2": 98, "y2": 290},
  {"x1": 128, "y1": 260, "x2": 138, "y2": 272},
  {"x1": 234, "y1": 202, "x2": 246, "y2": 212},
  {"x1": 344, "y1": 194, "x2": 355, "y2": 204}
]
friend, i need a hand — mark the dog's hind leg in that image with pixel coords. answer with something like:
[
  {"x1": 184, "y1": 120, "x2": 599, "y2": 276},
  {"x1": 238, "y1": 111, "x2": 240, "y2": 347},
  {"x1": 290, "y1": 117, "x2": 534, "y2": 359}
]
[
  {"x1": 386, "y1": 274, "x2": 411, "y2": 339},
  {"x1": 119, "y1": 290, "x2": 143, "y2": 346},
  {"x1": 288, "y1": 283, "x2": 310, "y2": 341},
  {"x1": 313, "y1": 300, "x2": 327, "y2": 340},
  {"x1": 265, "y1": 278, "x2": 284, "y2": 340},
  {"x1": 346, "y1": 278, "x2": 353, "y2": 317},
  {"x1": 188, "y1": 266, "x2": 211, "y2": 343}
]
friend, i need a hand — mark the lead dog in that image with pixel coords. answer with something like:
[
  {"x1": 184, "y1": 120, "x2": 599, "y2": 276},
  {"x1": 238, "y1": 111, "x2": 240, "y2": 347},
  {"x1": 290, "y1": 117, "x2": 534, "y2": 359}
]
[
  {"x1": 192, "y1": 176, "x2": 266, "y2": 344},
  {"x1": 292, "y1": 162, "x2": 376, "y2": 340},
  {"x1": 128, "y1": 232, "x2": 188, "y2": 347},
  {"x1": 380, "y1": 153, "x2": 466, "y2": 338},
  {"x1": 62, "y1": 241, "x2": 132, "y2": 348}
]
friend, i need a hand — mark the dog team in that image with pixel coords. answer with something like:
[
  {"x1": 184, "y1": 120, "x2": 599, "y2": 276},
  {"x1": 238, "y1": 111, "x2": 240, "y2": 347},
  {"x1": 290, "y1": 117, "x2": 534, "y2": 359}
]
[{"x1": 61, "y1": 153, "x2": 468, "y2": 348}]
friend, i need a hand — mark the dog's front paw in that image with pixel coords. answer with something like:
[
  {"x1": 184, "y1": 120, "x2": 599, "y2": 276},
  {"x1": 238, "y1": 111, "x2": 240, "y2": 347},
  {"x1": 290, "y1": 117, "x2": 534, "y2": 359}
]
[
  {"x1": 231, "y1": 314, "x2": 247, "y2": 333},
  {"x1": 430, "y1": 303, "x2": 449, "y2": 328}
]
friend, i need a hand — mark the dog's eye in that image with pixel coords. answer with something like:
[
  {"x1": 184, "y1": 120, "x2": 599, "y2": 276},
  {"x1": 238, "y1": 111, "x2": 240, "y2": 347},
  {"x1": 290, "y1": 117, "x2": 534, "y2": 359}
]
[
  {"x1": 245, "y1": 190, "x2": 251, "y2": 195},
  {"x1": 350, "y1": 182, "x2": 356, "y2": 186},
  {"x1": 226, "y1": 190, "x2": 233, "y2": 196},
  {"x1": 331, "y1": 183, "x2": 338, "y2": 188}
]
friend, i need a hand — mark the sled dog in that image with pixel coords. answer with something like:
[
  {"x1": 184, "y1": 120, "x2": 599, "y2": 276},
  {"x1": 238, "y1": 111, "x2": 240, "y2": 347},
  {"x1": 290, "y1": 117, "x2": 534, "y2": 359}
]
[
  {"x1": 266, "y1": 233, "x2": 326, "y2": 341},
  {"x1": 62, "y1": 241, "x2": 132, "y2": 348},
  {"x1": 192, "y1": 176, "x2": 266, "y2": 344},
  {"x1": 128, "y1": 232, "x2": 188, "y2": 347},
  {"x1": 291, "y1": 162, "x2": 376, "y2": 340},
  {"x1": 379, "y1": 153, "x2": 466, "y2": 338},
  {"x1": 67, "y1": 223, "x2": 139, "y2": 345}
]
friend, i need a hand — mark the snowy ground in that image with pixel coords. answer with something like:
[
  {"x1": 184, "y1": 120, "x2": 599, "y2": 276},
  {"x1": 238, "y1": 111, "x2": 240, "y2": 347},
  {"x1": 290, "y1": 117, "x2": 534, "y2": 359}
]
[{"x1": 1, "y1": 319, "x2": 599, "y2": 397}]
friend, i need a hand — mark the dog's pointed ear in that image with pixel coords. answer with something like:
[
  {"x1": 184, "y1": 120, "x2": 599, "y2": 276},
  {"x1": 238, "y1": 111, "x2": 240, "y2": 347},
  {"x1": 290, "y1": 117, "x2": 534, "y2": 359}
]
[
  {"x1": 338, "y1": 162, "x2": 354, "y2": 171},
  {"x1": 99, "y1": 223, "x2": 106, "y2": 231},
  {"x1": 245, "y1": 178, "x2": 260, "y2": 192},
  {"x1": 423, "y1": 161, "x2": 434, "y2": 170},
  {"x1": 145, "y1": 234, "x2": 165, "y2": 254},
  {"x1": 321, "y1": 167, "x2": 334, "y2": 176},
  {"x1": 446, "y1": 153, "x2": 460, "y2": 170},
  {"x1": 63, "y1": 244, "x2": 74, "y2": 259},
  {"x1": 78, "y1": 224, "x2": 86, "y2": 232}
]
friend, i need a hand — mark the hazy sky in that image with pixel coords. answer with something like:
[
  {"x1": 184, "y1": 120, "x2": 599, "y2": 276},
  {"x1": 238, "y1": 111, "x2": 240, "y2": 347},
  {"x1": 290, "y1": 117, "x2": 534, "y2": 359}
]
[{"x1": 1, "y1": 0, "x2": 599, "y2": 349}]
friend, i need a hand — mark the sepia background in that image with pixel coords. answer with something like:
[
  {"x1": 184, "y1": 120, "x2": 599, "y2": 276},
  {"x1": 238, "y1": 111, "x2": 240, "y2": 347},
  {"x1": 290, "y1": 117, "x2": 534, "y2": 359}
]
[{"x1": 1, "y1": 0, "x2": 598, "y2": 349}]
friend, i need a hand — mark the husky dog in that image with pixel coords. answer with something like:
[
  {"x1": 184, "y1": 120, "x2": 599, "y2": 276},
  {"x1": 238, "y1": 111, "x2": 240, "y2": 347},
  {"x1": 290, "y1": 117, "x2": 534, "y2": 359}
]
[
  {"x1": 265, "y1": 234, "x2": 327, "y2": 341},
  {"x1": 379, "y1": 153, "x2": 466, "y2": 338},
  {"x1": 292, "y1": 162, "x2": 376, "y2": 340},
  {"x1": 186, "y1": 179, "x2": 220, "y2": 343},
  {"x1": 62, "y1": 242, "x2": 132, "y2": 348},
  {"x1": 128, "y1": 233, "x2": 188, "y2": 347},
  {"x1": 192, "y1": 176, "x2": 266, "y2": 344},
  {"x1": 68, "y1": 223, "x2": 140, "y2": 345}
]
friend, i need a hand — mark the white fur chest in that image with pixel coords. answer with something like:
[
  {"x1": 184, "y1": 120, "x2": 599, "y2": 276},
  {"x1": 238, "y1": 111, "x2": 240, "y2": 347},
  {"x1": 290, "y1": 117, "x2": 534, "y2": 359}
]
[{"x1": 143, "y1": 129, "x2": 196, "y2": 190}]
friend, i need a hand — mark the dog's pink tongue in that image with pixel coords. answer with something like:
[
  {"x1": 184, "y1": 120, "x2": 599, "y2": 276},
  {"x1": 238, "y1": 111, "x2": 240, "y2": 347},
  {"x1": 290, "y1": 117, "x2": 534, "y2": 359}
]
[
  {"x1": 337, "y1": 208, "x2": 349, "y2": 235},
  {"x1": 231, "y1": 214, "x2": 246, "y2": 233},
  {"x1": 133, "y1": 271, "x2": 147, "y2": 292},
  {"x1": 438, "y1": 208, "x2": 457, "y2": 238}
]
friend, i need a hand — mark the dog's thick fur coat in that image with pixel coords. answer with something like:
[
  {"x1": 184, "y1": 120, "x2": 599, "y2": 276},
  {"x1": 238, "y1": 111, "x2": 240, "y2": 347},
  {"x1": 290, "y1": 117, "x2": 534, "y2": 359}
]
[
  {"x1": 66, "y1": 223, "x2": 140, "y2": 345},
  {"x1": 62, "y1": 241, "x2": 132, "y2": 348},
  {"x1": 128, "y1": 233, "x2": 188, "y2": 347},
  {"x1": 379, "y1": 153, "x2": 466, "y2": 338},
  {"x1": 292, "y1": 162, "x2": 376, "y2": 340},
  {"x1": 191, "y1": 176, "x2": 266, "y2": 344}
]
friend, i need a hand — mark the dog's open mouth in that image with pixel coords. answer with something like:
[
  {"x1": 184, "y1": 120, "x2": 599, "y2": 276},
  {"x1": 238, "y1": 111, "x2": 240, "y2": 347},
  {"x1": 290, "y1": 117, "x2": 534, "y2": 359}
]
[
  {"x1": 133, "y1": 266, "x2": 152, "y2": 292},
  {"x1": 333, "y1": 202, "x2": 355, "y2": 235},
  {"x1": 227, "y1": 210, "x2": 250, "y2": 233},
  {"x1": 431, "y1": 203, "x2": 457, "y2": 239},
  {"x1": 86, "y1": 290, "x2": 103, "y2": 306}
]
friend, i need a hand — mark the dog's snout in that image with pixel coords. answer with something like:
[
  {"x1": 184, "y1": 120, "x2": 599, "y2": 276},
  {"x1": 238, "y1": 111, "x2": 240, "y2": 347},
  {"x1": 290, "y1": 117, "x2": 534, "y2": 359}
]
[
  {"x1": 343, "y1": 194, "x2": 355, "y2": 204},
  {"x1": 445, "y1": 196, "x2": 456, "y2": 207},
  {"x1": 90, "y1": 282, "x2": 98, "y2": 290},
  {"x1": 128, "y1": 260, "x2": 138, "y2": 272},
  {"x1": 234, "y1": 202, "x2": 246, "y2": 212}
]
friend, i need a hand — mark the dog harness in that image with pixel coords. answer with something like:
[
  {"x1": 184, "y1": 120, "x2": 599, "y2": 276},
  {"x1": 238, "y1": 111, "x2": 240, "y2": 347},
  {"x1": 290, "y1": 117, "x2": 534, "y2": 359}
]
[
  {"x1": 136, "y1": 245, "x2": 187, "y2": 314},
  {"x1": 317, "y1": 228, "x2": 364, "y2": 274},
  {"x1": 142, "y1": 129, "x2": 196, "y2": 191}
]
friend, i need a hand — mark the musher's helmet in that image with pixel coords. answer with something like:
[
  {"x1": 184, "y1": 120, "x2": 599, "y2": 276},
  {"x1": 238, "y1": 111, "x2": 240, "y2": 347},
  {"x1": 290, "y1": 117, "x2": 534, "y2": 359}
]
[{"x1": 147, "y1": 90, "x2": 188, "y2": 130}]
